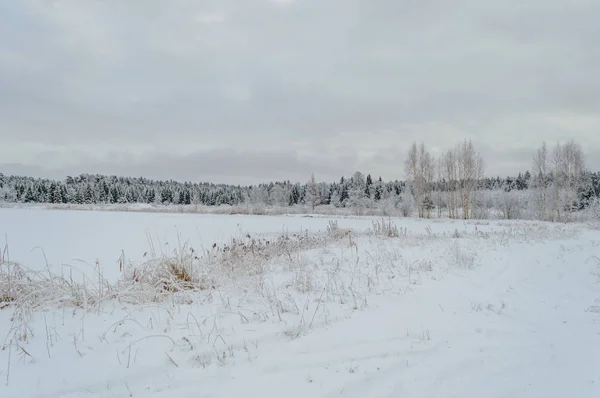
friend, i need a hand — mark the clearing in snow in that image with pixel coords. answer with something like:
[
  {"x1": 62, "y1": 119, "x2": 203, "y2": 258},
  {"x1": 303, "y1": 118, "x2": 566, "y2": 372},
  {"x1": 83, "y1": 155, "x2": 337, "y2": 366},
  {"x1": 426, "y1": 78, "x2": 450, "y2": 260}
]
[{"x1": 1, "y1": 208, "x2": 599, "y2": 397}]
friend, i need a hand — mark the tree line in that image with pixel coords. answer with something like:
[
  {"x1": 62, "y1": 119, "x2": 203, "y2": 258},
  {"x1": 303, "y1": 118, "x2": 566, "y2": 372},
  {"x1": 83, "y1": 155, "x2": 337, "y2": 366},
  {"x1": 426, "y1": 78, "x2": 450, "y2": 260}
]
[
  {"x1": 1, "y1": 139, "x2": 598, "y2": 221},
  {"x1": 400, "y1": 139, "x2": 597, "y2": 222}
]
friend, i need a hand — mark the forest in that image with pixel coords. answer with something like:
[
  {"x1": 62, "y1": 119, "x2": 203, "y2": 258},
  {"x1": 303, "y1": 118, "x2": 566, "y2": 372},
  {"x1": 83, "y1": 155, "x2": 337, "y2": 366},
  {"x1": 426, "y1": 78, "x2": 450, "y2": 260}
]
[{"x1": 1, "y1": 140, "x2": 599, "y2": 222}]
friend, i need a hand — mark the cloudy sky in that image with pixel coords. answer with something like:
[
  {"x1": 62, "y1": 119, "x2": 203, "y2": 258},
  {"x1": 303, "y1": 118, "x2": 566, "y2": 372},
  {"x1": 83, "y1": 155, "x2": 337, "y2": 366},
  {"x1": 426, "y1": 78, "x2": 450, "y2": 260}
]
[{"x1": 1, "y1": 0, "x2": 599, "y2": 184}]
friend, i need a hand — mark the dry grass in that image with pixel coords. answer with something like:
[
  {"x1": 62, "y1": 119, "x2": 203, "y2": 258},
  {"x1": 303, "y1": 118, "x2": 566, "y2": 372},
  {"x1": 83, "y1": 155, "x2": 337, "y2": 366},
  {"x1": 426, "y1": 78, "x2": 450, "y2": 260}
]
[
  {"x1": 0, "y1": 230, "x2": 332, "y2": 314},
  {"x1": 325, "y1": 220, "x2": 352, "y2": 240},
  {"x1": 1, "y1": 261, "x2": 111, "y2": 311},
  {"x1": 371, "y1": 218, "x2": 403, "y2": 238},
  {"x1": 113, "y1": 232, "x2": 331, "y2": 304}
]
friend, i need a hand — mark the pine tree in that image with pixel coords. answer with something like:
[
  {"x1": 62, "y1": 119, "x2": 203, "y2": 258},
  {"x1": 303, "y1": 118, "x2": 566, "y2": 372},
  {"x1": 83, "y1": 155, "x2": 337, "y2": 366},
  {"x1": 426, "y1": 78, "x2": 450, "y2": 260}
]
[
  {"x1": 52, "y1": 183, "x2": 63, "y2": 204},
  {"x1": 110, "y1": 186, "x2": 119, "y2": 203},
  {"x1": 24, "y1": 186, "x2": 36, "y2": 203},
  {"x1": 290, "y1": 185, "x2": 301, "y2": 205},
  {"x1": 365, "y1": 174, "x2": 373, "y2": 198},
  {"x1": 61, "y1": 185, "x2": 68, "y2": 203},
  {"x1": 37, "y1": 184, "x2": 47, "y2": 202},
  {"x1": 340, "y1": 184, "x2": 349, "y2": 205},
  {"x1": 374, "y1": 179, "x2": 383, "y2": 201},
  {"x1": 84, "y1": 184, "x2": 94, "y2": 203},
  {"x1": 161, "y1": 187, "x2": 173, "y2": 204},
  {"x1": 74, "y1": 189, "x2": 84, "y2": 204},
  {"x1": 147, "y1": 188, "x2": 156, "y2": 203},
  {"x1": 48, "y1": 182, "x2": 57, "y2": 203}
]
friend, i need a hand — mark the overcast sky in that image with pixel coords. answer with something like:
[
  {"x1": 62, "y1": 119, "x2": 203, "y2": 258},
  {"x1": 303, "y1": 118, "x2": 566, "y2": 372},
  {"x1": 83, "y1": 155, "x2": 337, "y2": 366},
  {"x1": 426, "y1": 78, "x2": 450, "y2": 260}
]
[{"x1": 1, "y1": 0, "x2": 599, "y2": 185}]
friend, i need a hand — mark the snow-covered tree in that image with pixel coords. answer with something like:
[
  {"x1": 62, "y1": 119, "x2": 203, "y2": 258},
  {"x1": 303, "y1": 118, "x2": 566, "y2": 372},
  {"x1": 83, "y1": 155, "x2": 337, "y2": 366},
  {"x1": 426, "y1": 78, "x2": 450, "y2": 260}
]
[
  {"x1": 405, "y1": 142, "x2": 435, "y2": 218},
  {"x1": 347, "y1": 171, "x2": 370, "y2": 215},
  {"x1": 531, "y1": 142, "x2": 550, "y2": 220},
  {"x1": 304, "y1": 174, "x2": 320, "y2": 211},
  {"x1": 269, "y1": 184, "x2": 291, "y2": 207}
]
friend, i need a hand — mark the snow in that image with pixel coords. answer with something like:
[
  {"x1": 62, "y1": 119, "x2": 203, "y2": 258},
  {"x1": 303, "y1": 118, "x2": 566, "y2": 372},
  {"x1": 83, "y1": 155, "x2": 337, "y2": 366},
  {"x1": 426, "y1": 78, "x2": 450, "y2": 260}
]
[
  {"x1": 0, "y1": 208, "x2": 477, "y2": 282},
  {"x1": 1, "y1": 208, "x2": 600, "y2": 397}
]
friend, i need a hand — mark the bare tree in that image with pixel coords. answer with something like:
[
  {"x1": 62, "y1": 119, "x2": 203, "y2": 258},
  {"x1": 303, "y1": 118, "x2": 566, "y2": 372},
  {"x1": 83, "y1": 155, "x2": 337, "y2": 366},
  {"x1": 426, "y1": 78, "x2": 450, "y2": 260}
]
[
  {"x1": 419, "y1": 144, "x2": 435, "y2": 217},
  {"x1": 434, "y1": 156, "x2": 445, "y2": 218},
  {"x1": 495, "y1": 189, "x2": 526, "y2": 220},
  {"x1": 441, "y1": 148, "x2": 458, "y2": 219},
  {"x1": 550, "y1": 142, "x2": 564, "y2": 221},
  {"x1": 531, "y1": 142, "x2": 549, "y2": 220},
  {"x1": 473, "y1": 153, "x2": 484, "y2": 218},
  {"x1": 405, "y1": 142, "x2": 435, "y2": 217},
  {"x1": 456, "y1": 139, "x2": 483, "y2": 219},
  {"x1": 546, "y1": 140, "x2": 585, "y2": 221},
  {"x1": 561, "y1": 140, "x2": 585, "y2": 219},
  {"x1": 404, "y1": 143, "x2": 420, "y2": 214}
]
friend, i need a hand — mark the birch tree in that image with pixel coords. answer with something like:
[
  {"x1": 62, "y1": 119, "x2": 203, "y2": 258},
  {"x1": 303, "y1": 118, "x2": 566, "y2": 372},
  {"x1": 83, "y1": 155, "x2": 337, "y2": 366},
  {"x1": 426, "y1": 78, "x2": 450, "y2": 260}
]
[
  {"x1": 532, "y1": 140, "x2": 584, "y2": 221},
  {"x1": 441, "y1": 148, "x2": 458, "y2": 218},
  {"x1": 531, "y1": 142, "x2": 549, "y2": 220},
  {"x1": 455, "y1": 139, "x2": 484, "y2": 219},
  {"x1": 550, "y1": 140, "x2": 584, "y2": 221},
  {"x1": 419, "y1": 144, "x2": 435, "y2": 217},
  {"x1": 434, "y1": 157, "x2": 445, "y2": 218},
  {"x1": 561, "y1": 140, "x2": 584, "y2": 217},
  {"x1": 405, "y1": 142, "x2": 435, "y2": 218},
  {"x1": 404, "y1": 143, "x2": 420, "y2": 211}
]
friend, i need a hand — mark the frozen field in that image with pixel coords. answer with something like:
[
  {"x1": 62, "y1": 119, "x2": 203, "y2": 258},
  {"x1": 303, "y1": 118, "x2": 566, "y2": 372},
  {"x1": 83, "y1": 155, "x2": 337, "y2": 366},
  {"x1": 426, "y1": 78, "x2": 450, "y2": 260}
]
[
  {"x1": 0, "y1": 208, "x2": 491, "y2": 282},
  {"x1": 1, "y1": 208, "x2": 600, "y2": 398}
]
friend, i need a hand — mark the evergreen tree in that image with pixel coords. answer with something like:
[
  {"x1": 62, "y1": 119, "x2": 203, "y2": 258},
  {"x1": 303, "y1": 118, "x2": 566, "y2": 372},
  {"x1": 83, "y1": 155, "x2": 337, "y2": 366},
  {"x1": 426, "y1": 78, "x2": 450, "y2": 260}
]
[
  {"x1": 340, "y1": 184, "x2": 349, "y2": 205},
  {"x1": 24, "y1": 186, "x2": 36, "y2": 203},
  {"x1": 365, "y1": 174, "x2": 373, "y2": 197},
  {"x1": 74, "y1": 189, "x2": 84, "y2": 204},
  {"x1": 52, "y1": 183, "x2": 63, "y2": 204},
  {"x1": 374, "y1": 178, "x2": 383, "y2": 201},
  {"x1": 290, "y1": 185, "x2": 301, "y2": 205},
  {"x1": 161, "y1": 187, "x2": 173, "y2": 204},
  {"x1": 110, "y1": 186, "x2": 119, "y2": 203},
  {"x1": 61, "y1": 185, "x2": 68, "y2": 203},
  {"x1": 84, "y1": 184, "x2": 94, "y2": 203},
  {"x1": 37, "y1": 184, "x2": 47, "y2": 202}
]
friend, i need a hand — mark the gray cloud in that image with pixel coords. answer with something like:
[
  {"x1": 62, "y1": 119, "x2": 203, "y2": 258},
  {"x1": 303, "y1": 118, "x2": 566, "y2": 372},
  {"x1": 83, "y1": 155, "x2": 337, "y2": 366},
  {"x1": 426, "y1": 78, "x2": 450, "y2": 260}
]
[
  {"x1": 0, "y1": 149, "x2": 358, "y2": 185},
  {"x1": 1, "y1": 0, "x2": 599, "y2": 183}
]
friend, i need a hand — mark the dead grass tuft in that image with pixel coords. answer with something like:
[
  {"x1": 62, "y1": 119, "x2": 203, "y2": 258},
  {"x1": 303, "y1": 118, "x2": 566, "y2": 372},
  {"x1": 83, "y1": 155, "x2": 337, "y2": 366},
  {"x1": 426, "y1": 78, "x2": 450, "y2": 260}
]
[{"x1": 371, "y1": 218, "x2": 403, "y2": 238}]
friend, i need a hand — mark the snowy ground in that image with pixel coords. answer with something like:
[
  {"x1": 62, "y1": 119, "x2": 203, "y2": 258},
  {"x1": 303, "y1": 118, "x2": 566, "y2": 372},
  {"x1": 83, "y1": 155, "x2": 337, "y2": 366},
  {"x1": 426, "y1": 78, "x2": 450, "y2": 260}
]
[{"x1": 1, "y1": 208, "x2": 599, "y2": 397}]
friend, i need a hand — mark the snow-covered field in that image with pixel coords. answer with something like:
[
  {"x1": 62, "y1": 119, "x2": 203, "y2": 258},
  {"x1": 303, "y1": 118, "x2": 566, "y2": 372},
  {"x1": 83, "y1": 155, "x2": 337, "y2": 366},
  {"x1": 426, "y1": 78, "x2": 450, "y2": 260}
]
[
  {"x1": 0, "y1": 208, "x2": 382, "y2": 282},
  {"x1": 1, "y1": 208, "x2": 600, "y2": 397}
]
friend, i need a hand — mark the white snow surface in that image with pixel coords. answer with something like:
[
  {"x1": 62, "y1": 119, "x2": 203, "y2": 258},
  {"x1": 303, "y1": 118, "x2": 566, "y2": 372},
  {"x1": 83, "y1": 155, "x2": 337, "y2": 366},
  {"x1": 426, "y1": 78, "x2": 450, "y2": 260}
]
[{"x1": 1, "y1": 208, "x2": 600, "y2": 397}]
